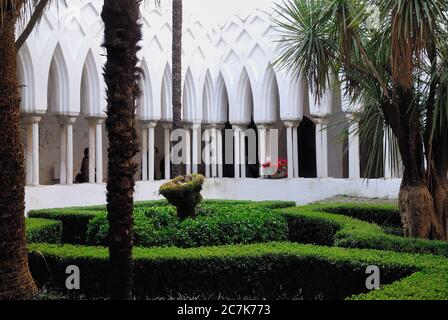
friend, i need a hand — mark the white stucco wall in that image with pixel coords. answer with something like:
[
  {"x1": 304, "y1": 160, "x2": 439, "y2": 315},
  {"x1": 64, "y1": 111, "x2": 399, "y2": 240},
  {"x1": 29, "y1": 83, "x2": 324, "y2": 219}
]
[{"x1": 25, "y1": 178, "x2": 401, "y2": 213}]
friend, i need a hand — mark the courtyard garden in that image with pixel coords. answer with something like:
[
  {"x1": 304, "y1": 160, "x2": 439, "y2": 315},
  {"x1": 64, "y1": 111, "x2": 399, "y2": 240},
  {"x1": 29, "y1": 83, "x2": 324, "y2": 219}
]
[{"x1": 25, "y1": 199, "x2": 448, "y2": 300}]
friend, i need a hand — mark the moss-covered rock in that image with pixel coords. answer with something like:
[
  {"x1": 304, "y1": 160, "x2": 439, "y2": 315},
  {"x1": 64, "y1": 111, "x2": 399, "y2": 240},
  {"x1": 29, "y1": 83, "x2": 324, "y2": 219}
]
[{"x1": 159, "y1": 174, "x2": 205, "y2": 220}]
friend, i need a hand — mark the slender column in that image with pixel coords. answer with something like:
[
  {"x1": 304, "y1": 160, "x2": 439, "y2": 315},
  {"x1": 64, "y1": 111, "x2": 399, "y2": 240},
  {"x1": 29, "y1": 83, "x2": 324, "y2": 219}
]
[
  {"x1": 31, "y1": 120, "x2": 40, "y2": 185},
  {"x1": 25, "y1": 122, "x2": 33, "y2": 185},
  {"x1": 204, "y1": 127, "x2": 211, "y2": 178},
  {"x1": 148, "y1": 123, "x2": 156, "y2": 181},
  {"x1": 211, "y1": 127, "x2": 218, "y2": 178},
  {"x1": 184, "y1": 125, "x2": 192, "y2": 175},
  {"x1": 163, "y1": 123, "x2": 172, "y2": 179},
  {"x1": 293, "y1": 123, "x2": 300, "y2": 178},
  {"x1": 258, "y1": 125, "x2": 267, "y2": 176},
  {"x1": 347, "y1": 114, "x2": 361, "y2": 179},
  {"x1": 315, "y1": 117, "x2": 329, "y2": 178},
  {"x1": 66, "y1": 118, "x2": 75, "y2": 185},
  {"x1": 88, "y1": 119, "x2": 96, "y2": 183},
  {"x1": 384, "y1": 129, "x2": 392, "y2": 179},
  {"x1": 95, "y1": 119, "x2": 104, "y2": 183},
  {"x1": 192, "y1": 123, "x2": 201, "y2": 174},
  {"x1": 233, "y1": 125, "x2": 241, "y2": 178},
  {"x1": 23, "y1": 116, "x2": 41, "y2": 185},
  {"x1": 59, "y1": 121, "x2": 67, "y2": 184},
  {"x1": 141, "y1": 126, "x2": 148, "y2": 181},
  {"x1": 285, "y1": 122, "x2": 294, "y2": 179},
  {"x1": 216, "y1": 125, "x2": 224, "y2": 178},
  {"x1": 240, "y1": 127, "x2": 246, "y2": 178}
]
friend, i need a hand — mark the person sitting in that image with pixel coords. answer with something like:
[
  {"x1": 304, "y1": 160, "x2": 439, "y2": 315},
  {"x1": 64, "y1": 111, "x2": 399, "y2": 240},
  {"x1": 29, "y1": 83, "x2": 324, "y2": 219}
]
[{"x1": 75, "y1": 148, "x2": 90, "y2": 183}]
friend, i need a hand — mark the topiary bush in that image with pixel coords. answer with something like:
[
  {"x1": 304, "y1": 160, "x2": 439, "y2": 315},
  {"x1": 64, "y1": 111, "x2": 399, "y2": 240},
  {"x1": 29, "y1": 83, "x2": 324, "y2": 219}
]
[
  {"x1": 159, "y1": 174, "x2": 205, "y2": 220},
  {"x1": 26, "y1": 218, "x2": 62, "y2": 244},
  {"x1": 86, "y1": 203, "x2": 288, "y2": 248}
]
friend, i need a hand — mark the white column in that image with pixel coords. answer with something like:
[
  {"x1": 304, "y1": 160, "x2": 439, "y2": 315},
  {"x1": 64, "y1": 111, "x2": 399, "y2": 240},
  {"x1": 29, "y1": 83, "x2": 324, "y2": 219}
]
[
  {"x1": 233, "y1": 126, "x2": 241, "y2": 178},
  {"x1": 285, "y1": 122, "x2": 294, "y2": 179},
  {"x1": 95, "y1": 119, "x2": 104, "y2": 183},
  {"x1": 217, "y1": 125, "x2": 224, "y2": 178},
  {"x1": 240, "y1": 127, "x2": 246, "y2": 178},
  {"x1": 185, "y1": 125, "x2": 192, "y2": 175},
  {"x1": 148, "y1": 123, "x2": 156, "y2": 181},
  {"x1": 88, "y1": 119, "x2": 96, "y2": 183},
  {"x1": 347, "y1": 114, "x2": 360, "y2": 179},
  {"x1": 24, "y1": 116, "x2": 41, "y2": 186},
  {"x1": 66, "y1": 118, "x2": 75, "y2": 185},
  {"x1": 384, "y1": 129, "x2": 392, "y2": 179},
  {"x1": 59, "y1": 121, "x2": 67, "y2": 184},
  {"x1": 293, "y1": 123, "x2": 300, "y2": 178},
  {"x1": 192, "y1": 123, "x2": 201, "y2": 174},
  {"x1": 25, "y1": 122, "x2": 33, "y2": 185},
  {"x1": 204, "y1": 127, "x2": 211, "y2": 178},
  {"x1": 163, "y1": 123, "x2": 171, "y2": 180},
  {"x1": 211, "y1": 127, "x2": 218, "y2": 178},
  {"x1": 258, "y1": 125, "x2": 267, "y2": 177},
  {"x1": 141, "y1": 125, "x2": 148, "y2": 181},
  {"x1": 315, "y1": 117, "x2": 329, "y2": 178}
]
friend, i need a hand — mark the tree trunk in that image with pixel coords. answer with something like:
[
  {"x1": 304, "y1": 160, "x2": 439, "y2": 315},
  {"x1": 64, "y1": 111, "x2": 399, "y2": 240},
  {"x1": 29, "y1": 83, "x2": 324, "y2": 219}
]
[
  {"x1": 0, "y1": 9, "x2": 38, "y2": 300},
  {"x1": 171, "y1": 0, "x2": 183, "y2": 178},
  {"x1": 101, "y1": 0, "x2": 142, "y2": 300}
]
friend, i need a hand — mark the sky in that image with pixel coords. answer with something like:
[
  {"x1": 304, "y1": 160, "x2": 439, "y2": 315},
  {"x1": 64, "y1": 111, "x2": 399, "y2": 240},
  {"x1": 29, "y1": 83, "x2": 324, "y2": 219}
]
[{"x1": 183, "y1": 0, "x2": 277, "y2": 26}]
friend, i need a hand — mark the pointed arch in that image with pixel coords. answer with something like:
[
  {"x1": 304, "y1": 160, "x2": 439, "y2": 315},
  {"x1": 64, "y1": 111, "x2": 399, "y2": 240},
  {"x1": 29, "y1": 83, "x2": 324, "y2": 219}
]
[
  {"x1": 47, "y1": 44, "x2": 70, "y2": 114},
  {"x1": 258, "y1": 67, "x2": 280, "y2": 123},
  {"x1": 138, "y1": 59, "x2": 154, "y2": 119},
  {"x1": 215, "y1": 73, "x2": 229, "y2": 123},
  {"x1": 81, "y1": 50, "x2": 100, "y2": 116},
  {"x1": 232, "y1": 67, "x2": 253, "y2": 124},
  {"x1": 202, "y1": 70, "x2": 213, "y2": 123},
  {"x1": 17, "y1": 44, "x2": 35, "y2": 113},
  {"x1": 182, "y1": 67, "x2": 197, "y2": 122},
  {"x1": 161, "y1": 63, "x2": 172, "y2": 121}
]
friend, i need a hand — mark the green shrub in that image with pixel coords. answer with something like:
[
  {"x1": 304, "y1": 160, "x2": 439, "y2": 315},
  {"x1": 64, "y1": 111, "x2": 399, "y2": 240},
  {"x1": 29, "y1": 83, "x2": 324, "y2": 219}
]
[
  {"x1": 28, "y1": 242, "x2": 448, "y2": 300},
  {"x1": 316, "y1": 203, "x2": 401, "y2": 227},
  {"x1": 29, "y1": 209, "x2": 99, "y2": 244},
  {"x1": 87, "y1": 204, "x2": 288, "y2": 248},
  {"x1": 26, "y1": 218, "x2": 62, "y2": 244},
  {"x1": 278, "y1": 205, "x2": 448, "y2": 257}
]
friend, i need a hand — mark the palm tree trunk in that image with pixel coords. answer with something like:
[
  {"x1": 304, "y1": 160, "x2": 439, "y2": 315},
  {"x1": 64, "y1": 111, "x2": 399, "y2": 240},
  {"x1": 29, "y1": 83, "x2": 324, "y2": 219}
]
[
  {"x1": 101, "y1": 0, "x2": 142, "y2": 300},
  {"x1": 171, "y1": 0, "x2": 183, "y2": 178},
  {"x1": 0, "y1": 8, "x2": 38, "y2": 300}
]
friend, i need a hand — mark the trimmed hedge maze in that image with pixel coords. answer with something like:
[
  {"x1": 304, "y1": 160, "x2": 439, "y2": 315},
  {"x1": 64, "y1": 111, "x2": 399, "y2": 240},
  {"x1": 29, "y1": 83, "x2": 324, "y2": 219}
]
[{"x1": 26, "y1": 200, "x2": 448, "y2": 300}]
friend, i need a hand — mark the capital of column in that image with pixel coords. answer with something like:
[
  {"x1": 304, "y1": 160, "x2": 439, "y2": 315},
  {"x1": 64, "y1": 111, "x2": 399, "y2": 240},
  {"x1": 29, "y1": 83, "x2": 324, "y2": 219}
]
[
  {"x1": 21, "y1": 115, "x2": 42, "y2": 125},
  {"x1": 161, "y1": 121, "x2": 173, "y2": 130},
  {"x1": 232, "y1": 125, "x2": 244, "y2": 132},
  {"x1": 313, "y1": 116, "x2": 329, "y2": 126},
  {"x1": 86, "y1": 116, "x2": 105, "y2": 126},
  {"x1": 57, "y1": 115, "x2": 77, "y2": 126},
  {"x1": 140, "y1": 120, "x2": 157, "y2": 129},
  {"x1": 284, "y1": 120, "x2": 301, "y2": 129}
]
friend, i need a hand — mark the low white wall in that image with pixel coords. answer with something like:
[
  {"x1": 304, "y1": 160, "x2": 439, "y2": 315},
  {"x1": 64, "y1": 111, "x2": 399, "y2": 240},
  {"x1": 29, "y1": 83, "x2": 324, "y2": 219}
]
[{"x1": 25, "y1": 178, "x2": 402, "y2": 213}]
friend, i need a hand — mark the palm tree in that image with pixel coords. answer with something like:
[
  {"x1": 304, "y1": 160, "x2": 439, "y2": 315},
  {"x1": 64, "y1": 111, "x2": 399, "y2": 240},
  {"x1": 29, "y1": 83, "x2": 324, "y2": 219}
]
[
  {"x1": 274, "y1": 0, "x2": 448, "y2": 240},
  {"x1": 0, "y1": 0, "x2": 52, "y2": 300},
  {"x1": 101, "y1": 0, "x2": 143, "y2": 300},
  {"x1": 171, "y1": 0, "x2": 183, "y2": 177}
]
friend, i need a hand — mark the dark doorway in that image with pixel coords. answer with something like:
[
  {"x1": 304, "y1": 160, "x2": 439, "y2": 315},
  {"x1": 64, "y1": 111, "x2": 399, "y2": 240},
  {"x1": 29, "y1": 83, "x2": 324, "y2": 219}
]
[{"x1": 298, "y1": 117, "x2": 317, "y2": 178}]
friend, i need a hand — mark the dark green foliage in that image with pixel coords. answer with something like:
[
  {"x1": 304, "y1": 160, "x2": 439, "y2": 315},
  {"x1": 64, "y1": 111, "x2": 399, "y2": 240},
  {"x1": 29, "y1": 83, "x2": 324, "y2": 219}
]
[
  {"x1": 86, "y1": 203, "x2": 289, "y2": 248},
  {"x1": 25, "y1": 218, "x2": 62, "y2": 244},
  {"x1": 316, "y1": 203, "x2": 401, "y2": 227},
  {"x1": 28, "y1": 242, "x2": 448, "y2": 300},
  {"x1": 278, "y1": 204, "x2": 448, "y2": 257},
  {"x1": 28, "y1": 209, "x2": 99, "y2": 244}
]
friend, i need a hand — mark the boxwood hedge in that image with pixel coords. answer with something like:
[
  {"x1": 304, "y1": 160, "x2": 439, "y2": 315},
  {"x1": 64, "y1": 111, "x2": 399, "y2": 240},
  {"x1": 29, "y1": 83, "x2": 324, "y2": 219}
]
[
  {"x1": 26, "y1": 218, "x2": 62, "y2": 244},
  {"x1": 25, "y1": 200, "x2": 448, "y2": 300},
  {"x1": 27, "y1": 242, "x2": 448, "y2": 300},
  {"x1": 277, "y1": 204, "x2": 448, "y2": 257}
]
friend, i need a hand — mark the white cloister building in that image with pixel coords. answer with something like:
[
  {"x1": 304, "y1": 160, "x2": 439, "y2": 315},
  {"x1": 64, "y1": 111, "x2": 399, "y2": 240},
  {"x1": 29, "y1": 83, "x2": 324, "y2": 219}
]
[{"x1": 18, "y1": 0, "x2": 401, "y2": 211}]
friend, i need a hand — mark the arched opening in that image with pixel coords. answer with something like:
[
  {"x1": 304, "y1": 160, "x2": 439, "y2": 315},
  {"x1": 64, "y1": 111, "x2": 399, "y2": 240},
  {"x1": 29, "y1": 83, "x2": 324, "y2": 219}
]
[
  {"x1": 160, "y1": 64, "x2": 172, "y2": 179},
  {"x1": 298, "y1": 117, "x2": 317, "y2": 178},
  {"x1": 40, "y1": 44, "x2": 70, "y2": 185}
]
